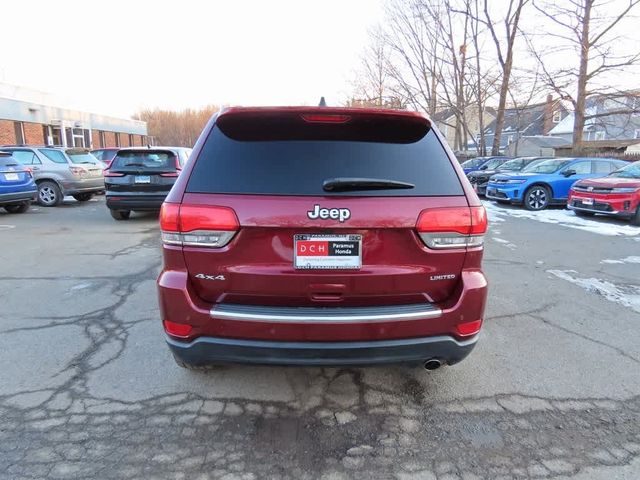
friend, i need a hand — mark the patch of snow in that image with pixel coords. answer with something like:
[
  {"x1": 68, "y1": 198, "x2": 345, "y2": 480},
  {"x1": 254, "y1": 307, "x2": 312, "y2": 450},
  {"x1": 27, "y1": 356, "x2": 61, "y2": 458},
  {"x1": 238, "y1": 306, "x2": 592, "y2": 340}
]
[
  {"x1": 493, "y1": 237, "x2": 517, "y2": 250},
  {"x1": 547, "y1": 269, "x2": 640, "y2": 313},
  {"x1": 601, "y1": 256, "x2": 640, "y2": 265},
  {"x1": 483, "y1": 201, "x2": 640, "y2": 237}
]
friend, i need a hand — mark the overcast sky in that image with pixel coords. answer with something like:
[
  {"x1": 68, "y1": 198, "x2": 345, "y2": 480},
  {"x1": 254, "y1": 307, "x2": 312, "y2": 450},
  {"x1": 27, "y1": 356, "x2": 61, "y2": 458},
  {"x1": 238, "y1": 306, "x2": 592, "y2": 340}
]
[
  {"x1": 1, "y1": 0, "x2": 638, "y2": 119},
  {"x1": 0, "y1": 0, "x2": 384, "y2": 117}
]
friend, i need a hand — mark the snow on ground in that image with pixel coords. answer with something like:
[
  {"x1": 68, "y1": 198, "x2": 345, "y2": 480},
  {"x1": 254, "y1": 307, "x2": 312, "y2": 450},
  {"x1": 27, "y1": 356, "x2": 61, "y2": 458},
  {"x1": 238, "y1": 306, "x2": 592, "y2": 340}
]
[
  {"x1": 548, "y1": 269, "x2": 640, "y2": 314},
  {"x1": 492, "y1": 237, "x2": 517, "y2": 250},
  {"x1": 601, "y1": 256, "x2": 640, "y2": 265},
  {"x1": 483, "y1": 201, "x2": 640, "y2": 237}
]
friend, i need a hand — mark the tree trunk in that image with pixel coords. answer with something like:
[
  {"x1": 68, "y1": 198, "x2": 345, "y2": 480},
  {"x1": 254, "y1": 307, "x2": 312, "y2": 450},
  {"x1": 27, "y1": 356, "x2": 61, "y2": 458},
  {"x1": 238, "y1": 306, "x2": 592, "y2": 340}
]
[
  {"x1": 490, "y1": 0, "x2": 524, "y2": 155},
  {"x1": 572, "y1": 0, "x2": 592, "y2": 153}
]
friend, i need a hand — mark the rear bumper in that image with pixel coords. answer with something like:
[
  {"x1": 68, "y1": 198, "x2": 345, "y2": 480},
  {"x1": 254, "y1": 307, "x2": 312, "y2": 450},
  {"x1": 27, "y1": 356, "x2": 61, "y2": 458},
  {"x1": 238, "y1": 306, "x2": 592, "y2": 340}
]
[
  {"x1": 0, "y1": 190, "x2": 38, "y2": 205},
  {"x1": 158, "y1": 267, "x2": 488, "y2": 366},
  {"x1": 167, "y1": 333, "x2": 477, "y2": 366},
  {"x1": 106, "y1": 194, "x2": 167, "y2": 211},
  {"x1": 61, "y1": 178, "x2": 105, "y2": 195}
]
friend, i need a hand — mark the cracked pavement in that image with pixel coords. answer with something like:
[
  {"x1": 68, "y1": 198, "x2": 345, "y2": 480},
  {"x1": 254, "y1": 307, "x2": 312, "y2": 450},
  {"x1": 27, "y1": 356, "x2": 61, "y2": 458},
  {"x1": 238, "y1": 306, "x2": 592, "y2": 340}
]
[{"x1": 0, "y1": 198, "x2": 639, "y2": 479}]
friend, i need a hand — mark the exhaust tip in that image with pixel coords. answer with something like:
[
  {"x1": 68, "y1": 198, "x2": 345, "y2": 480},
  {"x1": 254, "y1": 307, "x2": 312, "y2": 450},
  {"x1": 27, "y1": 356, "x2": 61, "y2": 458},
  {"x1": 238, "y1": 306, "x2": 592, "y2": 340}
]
[{"x1": 423, "y1": 359, "x2": 442, "y2": 371}]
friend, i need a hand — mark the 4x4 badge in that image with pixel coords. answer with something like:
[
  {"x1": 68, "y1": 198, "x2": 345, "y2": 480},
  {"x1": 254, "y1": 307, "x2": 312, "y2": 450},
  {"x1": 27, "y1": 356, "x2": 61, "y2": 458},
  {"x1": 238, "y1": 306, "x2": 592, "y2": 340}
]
[
  {"x1": 307, "y1": 204, "x2": 351, "y2": 222},
  {"x1": 195, "y1": 273, "x2": 226, "y2": 281}
]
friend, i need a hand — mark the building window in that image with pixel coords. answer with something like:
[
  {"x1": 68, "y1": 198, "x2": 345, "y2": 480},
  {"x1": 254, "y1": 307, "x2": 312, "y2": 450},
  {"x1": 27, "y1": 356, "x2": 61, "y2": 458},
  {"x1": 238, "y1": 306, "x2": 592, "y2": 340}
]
[
  {"x1": 13, "y1": 122, "x2": 25, "y2": 144},
  {"x1": 99, "y1": 131, "x2": 106, "y2": 148},
  {"x1": 552, "y1": 110, "x2": 562, "y2": 123},
  {"x1": 141, "y1": 135, "x2": 146, "y2": 146},
  {"x1": 129, "y1": 134, "x2": 134, "y2": 146},
  {"x1": 114, "y1": 133, "x2": 120, "y2": 147},
  {"x1": 594, "y1": 131, "x2": 605, "y2": 141}
]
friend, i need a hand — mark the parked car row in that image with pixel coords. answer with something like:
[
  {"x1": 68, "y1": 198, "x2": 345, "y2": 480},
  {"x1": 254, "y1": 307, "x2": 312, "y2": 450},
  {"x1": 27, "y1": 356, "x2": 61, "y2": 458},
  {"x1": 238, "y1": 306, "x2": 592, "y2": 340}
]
[
  {"x1": 467, "y1": 155, "x2": 640, "y2": 225},
  {"x1": 0, "y1": 145, "x2": 192, "y2": 217},
  {"x1": 0, "y1": 146, "x2": 105, "y2": 211}
]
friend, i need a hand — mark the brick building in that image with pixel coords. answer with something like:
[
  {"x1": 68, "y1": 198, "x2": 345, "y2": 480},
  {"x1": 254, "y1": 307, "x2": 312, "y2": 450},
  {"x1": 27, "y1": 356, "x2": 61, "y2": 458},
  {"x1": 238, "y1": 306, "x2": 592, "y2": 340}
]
[{"x1": 0, "y1": 83, "x2": 147, "y2": 149}]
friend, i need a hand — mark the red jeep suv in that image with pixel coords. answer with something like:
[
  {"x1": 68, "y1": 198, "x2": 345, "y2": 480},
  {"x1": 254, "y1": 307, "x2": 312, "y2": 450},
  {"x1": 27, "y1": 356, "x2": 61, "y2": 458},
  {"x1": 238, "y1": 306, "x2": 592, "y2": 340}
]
[{"x1": 157, "y1": 107, "x2": 488, "y2": 369}]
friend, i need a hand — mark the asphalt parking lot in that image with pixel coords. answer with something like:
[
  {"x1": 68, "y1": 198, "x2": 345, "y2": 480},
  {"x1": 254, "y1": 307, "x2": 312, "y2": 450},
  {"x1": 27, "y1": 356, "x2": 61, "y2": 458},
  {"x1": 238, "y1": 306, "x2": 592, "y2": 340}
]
[{"x1": 1, "y1": 198, "x2": 639, "y2": 480}]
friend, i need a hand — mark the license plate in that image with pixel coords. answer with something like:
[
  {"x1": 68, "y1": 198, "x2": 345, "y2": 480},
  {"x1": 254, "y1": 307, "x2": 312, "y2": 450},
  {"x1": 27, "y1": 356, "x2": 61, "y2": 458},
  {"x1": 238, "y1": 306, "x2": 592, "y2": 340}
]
[
  {"x1": 582, "y1": 198, "x2": 594, "y2": 206},
  {"x1": 4, "y1": 173, "x2": 19, "y2": 181},
  {"x1": 294, "y1": 234, "x2": 362, "y2": 270},
  {"x1": 487, "y1": 188, "x2": 496, "y2": 196},
  {"x1": 135, "y1": 175, "x2": 151, "y2": 184}
]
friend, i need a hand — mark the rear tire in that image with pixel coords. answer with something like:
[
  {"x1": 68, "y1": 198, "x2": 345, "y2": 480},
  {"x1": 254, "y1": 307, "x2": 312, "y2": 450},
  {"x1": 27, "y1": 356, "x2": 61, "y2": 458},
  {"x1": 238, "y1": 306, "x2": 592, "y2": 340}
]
[
  {"x1": 37, "y1": 181, "x2": 62, "y2": 207},
  {"x1": 574, "y1": 209, "x2": 595, "y2": 217},
  {"x1": 73, "y1": 193, "x2": 94, "y2": 202},
  {"x1": 4, "y1": 202, "x2": 30, "y2": 213},
  {"x1": 524, "y1": 185, "x2": 550, "y2": 211},
  {"x1": 632, "y1": 207, "x2": 640, "y2": 226},
  {"x1": 109, "y1": 209, "x2": 131, "y2": 220}
]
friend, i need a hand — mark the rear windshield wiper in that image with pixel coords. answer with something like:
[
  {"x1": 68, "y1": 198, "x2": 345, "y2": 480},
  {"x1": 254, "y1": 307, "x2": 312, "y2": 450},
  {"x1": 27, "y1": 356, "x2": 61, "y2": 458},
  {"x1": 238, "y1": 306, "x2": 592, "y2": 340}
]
[
  {"x1": 123, "y1": 162, "x2": 146, "y2": 167},
  {"x1": 323, "y1": 177, "x2": 415, "y2": 192}
]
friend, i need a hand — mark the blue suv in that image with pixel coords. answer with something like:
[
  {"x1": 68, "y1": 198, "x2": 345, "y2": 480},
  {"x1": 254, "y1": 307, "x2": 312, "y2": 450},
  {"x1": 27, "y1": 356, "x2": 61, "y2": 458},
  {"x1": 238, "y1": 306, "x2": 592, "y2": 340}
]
[
  {"x1": 486, "y1": 157, "x2": 627, "y2": 210},
  {"x1": 0, "y1": 151, "x2": 37, "y2": 213}
]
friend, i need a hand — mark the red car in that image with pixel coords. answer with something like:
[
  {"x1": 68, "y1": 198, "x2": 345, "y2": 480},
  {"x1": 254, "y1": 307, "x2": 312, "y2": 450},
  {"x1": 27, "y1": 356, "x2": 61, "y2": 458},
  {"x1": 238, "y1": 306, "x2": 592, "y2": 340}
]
[
  {"x1": 157, "y1": 106, "x2": 488, "y2": 369},
  {"x1": 568, "y1": 160, "x2": 640, "y2": 225},
  {"x1": 90, "y1": 148, "x2": 120, "y2": 169}
]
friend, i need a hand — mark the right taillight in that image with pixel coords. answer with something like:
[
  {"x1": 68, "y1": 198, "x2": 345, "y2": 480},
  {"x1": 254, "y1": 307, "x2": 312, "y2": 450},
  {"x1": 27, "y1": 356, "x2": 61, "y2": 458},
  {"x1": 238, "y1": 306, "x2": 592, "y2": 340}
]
[
  {"x1": 416, "y1": 206, "x2": 487, "y2": 249},
  {"x1": 160, "y1": 203, "x2": 239, "y2": 248}
]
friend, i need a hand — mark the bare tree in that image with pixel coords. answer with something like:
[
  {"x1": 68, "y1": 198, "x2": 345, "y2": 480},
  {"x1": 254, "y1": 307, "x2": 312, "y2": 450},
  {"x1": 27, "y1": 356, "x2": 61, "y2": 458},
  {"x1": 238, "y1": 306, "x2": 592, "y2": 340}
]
[
  {"x1": 379, "y1": 0, "x2": 445, "y2": 116},
  {"x1": 347, "y1": 31, "x2": 405, "y2": 108},
  {"x1": 134, "y1": 106, "x2": 220, "y2": 147},
  {"x1": 529, "y1": 0, "x2": 640, "y2": 150},
  {"x1": 481, "y1": 0, "x2": 529, "y2": 155}
]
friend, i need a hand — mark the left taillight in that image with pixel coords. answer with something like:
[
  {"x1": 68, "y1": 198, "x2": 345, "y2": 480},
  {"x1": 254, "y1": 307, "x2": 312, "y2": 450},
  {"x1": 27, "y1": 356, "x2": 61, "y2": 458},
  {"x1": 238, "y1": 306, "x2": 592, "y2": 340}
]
[
  {"x1": 160, "y1": 156, "x2": 182, "y2": 177},
  {"x1": 160, "y1": 203, "x2": 239, "y2": 248},
  {"x1": 416, "y1": 206, "x2": 487, "y2": 249},
  {"x1": 104, "y1": 170, "x2": 124, "y2": 177}
]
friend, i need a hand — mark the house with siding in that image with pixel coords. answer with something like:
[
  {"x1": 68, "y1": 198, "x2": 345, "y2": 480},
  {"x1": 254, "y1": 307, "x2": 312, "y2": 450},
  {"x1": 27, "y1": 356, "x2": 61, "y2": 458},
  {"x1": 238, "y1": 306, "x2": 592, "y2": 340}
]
[
  {"x1": 481, "y1": 95, "x2": 569, "y2": 154},
  {"x1": 433, "y1": 106, "x2": 496, "y2": 152},
  {"x1": 549, "y1": 92, "x2": 640, "y2": 143}
]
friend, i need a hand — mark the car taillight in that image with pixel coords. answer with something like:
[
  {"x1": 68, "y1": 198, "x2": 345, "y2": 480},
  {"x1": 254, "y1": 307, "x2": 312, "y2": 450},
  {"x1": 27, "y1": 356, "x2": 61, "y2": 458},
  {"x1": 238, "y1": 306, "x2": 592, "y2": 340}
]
[
  {"x1": 301, "y1": 114, "x2": 351, "y2": 123},
  {"x1": 160, "y1": 157, "x2": 182, "y2": 177},
  {"x1": 160, "y1": 203, "x2": 239, "y2": 248},
  {"x1": 163, "y1": 320, "x2": 193, "y2": 338},
  {"x1": 103, "y1": 170, "x2": 125, "y2": 177},
  {"x1": 416, "y1": 206, "x2": 487, "y2": 249},
  {"x1": 69, "y1": 166, "x2": 85, "y2": 176},
  {"x1": 24, "y1": 167, "x2": 33, "y2": 177},
  {"x1": 455, "y1": 319, "x2": 482, "y2": 337}
]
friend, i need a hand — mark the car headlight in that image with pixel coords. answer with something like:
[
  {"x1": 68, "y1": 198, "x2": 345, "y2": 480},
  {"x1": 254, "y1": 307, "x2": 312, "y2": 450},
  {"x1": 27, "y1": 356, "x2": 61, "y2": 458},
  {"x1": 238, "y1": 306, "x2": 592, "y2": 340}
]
[
  {"x1": 503, "y1": 179, "x2": 526, "y2": 184},
  {"x1": 610, "y1": 187, "x2": 640, "y2": 193}
]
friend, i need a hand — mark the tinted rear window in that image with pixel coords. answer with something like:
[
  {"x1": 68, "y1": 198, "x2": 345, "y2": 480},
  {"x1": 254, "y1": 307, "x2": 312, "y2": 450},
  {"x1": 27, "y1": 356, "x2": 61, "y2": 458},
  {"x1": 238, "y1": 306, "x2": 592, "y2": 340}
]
[
  {"x1": 111, "y1": 151, "x2": 176, "y2": 171},
  {"x1": 0, "y1": 154, "x2": 19, "y2": 168},
  {"x1": 68, "y1": 152, "x2": 101, "y2": 165},
  {"x1": 186, "y1": 119, "x2": 463, "y2": 197}
]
